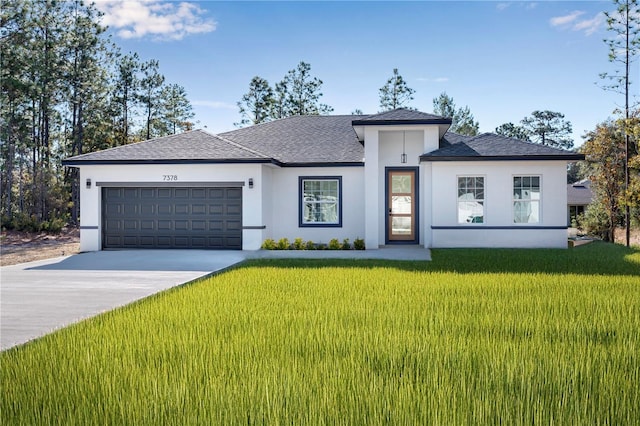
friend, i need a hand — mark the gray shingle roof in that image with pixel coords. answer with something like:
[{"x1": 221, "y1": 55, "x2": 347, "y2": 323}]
[
  {"x1": 421, "y1": 133, "x2": 584, "y2": 161},
  {"x1": 439, "y1": 132, "x2": 473, "y2": 148},
  {"x1": 63, "y1": 130, "x2": 270, "y2": 164},
  {"x1": 220, "y1": 115, "x2": 364, "y2": 164},
  {"x1": 567, "y1": 180, "x2": 593, "y2": 205},
  {"x1": 352, "y1": 108, "x2": 451, "y2": 125},
  {"x1": 63, "y1": 113, "x2": 584, "y2": 166}
]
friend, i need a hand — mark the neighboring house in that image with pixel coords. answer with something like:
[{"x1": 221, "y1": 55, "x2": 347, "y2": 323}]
[
  {"x1": 63, "y1": 108, "x2": 583, "y2": 251},
  {"x1": 567, "y1": 179, "x2": 593, "y2": 226}
]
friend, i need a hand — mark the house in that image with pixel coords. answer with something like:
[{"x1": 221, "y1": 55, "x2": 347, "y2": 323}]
[
  {"x1": 567, "y1": 179, "x2": 593, "y2": 226},
  {"x1": 62, "y1": 108, "x2": 584, "y2": 251}
]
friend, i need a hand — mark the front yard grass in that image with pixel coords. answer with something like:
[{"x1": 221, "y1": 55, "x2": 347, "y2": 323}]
[{"x1": 2, "y1": 242, "x2": 639, "y2": 424}]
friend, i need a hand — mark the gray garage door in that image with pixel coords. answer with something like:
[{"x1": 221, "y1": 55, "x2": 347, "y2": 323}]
[{"x1": 102, "y1": 187, "x2": 242, "y2": 249}]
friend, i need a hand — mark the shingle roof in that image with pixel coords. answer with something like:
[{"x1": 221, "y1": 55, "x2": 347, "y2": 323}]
[
  {"x1": 439, "y1": 132, "x2": 473, "y2": 148},
  {"x1": 421, "y1": 133, "x2": 585, "y2": 161},
  {"x1": 567, "y1": 179, "x2": 593, "y2": 205},
  {"x1": 352, "y1": 108, "x2": 451, "y2": 125},
  {"x1": 220, "y1": 115, "x2": 364, "y2": 164},
  {"x1": 63, "y1": 113, "x2": 584, "y2": 166},
  {"x1": 63, "y1": 130, "x2": 270, "y2": 164}
]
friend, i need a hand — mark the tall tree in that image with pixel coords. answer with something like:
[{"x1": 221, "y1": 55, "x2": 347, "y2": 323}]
[
  {"x1": 495, "y1": 122, "x2": 530, "y2": 140},
  {"x1": 236, "y1": 76, "x2": 273, "y2": 127},
  {"x1": 64, "y1": 0, "x2": 110, "y2": 223},
  {"x1": 520, "y1": 110, "x2": 573, "y2": 149},
  {"x1": 581, "y1": 120, "x2": 627, "y2": 241},
  {"x1": 160, "y1": 83, "x2": 194, "y2": 135},
  {"x1": 600, "y1": 0, "x2": 640, "y2": 246},
  {"x1": 279, "y1": 61, "x2": 333, "y2": 116},
  {"x1": 138, "y1": 59, "x2": 165, "y2": 140},
  {"x1": 379, "y1": 68, "x2": 415, "y2": 111},
  {"x1": 433, "y1": 92, "x2": 479, "y2": 136},
  {"x1": 111, "y1": 52, "x2": 141, "y2": 146}
]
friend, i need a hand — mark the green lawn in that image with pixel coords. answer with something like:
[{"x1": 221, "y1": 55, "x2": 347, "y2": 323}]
[{"x1": 2, "y1": 242, "x2": 639, "y2": 424}]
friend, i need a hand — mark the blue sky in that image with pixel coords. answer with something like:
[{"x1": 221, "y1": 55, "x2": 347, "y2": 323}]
[{"x1": 96, "y1": 0, "x2": 634, "y2": 147}]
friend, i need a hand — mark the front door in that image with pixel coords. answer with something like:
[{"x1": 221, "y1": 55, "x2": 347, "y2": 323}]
[{"x1": 386, "y1": 169, "x2": 417, "y2": 242}]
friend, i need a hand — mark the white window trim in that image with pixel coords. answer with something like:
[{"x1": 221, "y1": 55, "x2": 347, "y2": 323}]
[{"x1": 456, "y1": 175, "x2": 486, "y2": 225}]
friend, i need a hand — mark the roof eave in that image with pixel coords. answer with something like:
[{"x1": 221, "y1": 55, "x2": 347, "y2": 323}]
[
  {"x1": 62, "y1": 158, "x2": 276, "y2": 166},
  {"x1": 420, "y1": 154, "x2": 585, "y2": 162},
  {"x1": 352, "y1": 119, "x2": 452, "y2": 126}
]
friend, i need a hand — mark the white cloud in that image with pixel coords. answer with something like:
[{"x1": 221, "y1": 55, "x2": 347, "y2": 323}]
[
  {"x1": 549, "y1": 10, "x2": 585, "y2": 27},
  {"x1": 496, "y1": 3, "x2": 510, "y2": 11},
  {"x1": 416, "y1": 77, "x2": 449, "y2": 83},
  {"x1": 96, "y1": 1, "x2": 216, "y2": 41},
  {"x1": 572, "y1": 13, "x2": 605, "y2": 36},
  {"x1": 192, "y1": 100, "x2": 236, "y2": 110},
  {"x1": 525, "y1": 3, "x2": 537, "y2": 10},
  {"x1": 549, "y1": 10, "x2": 604, "y2": 36}
]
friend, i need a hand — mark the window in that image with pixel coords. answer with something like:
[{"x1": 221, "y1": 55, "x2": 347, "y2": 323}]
[
  {"x1": 299, "y1": 177, "x2": 342, "y2": 227},
  {"x1": 457, "y1": 176, "x2": 484, "y2": 224},
  {"x1": 513, "y1": 176, "x2": 540, "y2": 223}
]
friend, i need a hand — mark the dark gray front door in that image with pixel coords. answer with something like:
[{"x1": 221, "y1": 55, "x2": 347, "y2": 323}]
[{"x1": 102, "y1": 187, "x2": 242, "y2": 249}]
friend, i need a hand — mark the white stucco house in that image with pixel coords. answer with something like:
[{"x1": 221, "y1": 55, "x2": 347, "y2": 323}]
[{"x1": 63, "y1": 108, "x2": 584, "y2": 252}]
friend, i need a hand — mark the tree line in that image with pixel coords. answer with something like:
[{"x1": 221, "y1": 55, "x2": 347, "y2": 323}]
[{"x1": 1, "y1": 0, "x2": 195, "y2": 230}]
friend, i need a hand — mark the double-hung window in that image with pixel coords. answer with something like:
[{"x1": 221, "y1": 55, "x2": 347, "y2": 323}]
[
  {"x1": 513, "y1": 176, "x2": 540, "y2": 223},
  {"x1": 299, "y1": 177, "x2": 342, "y2": 227},
  {"x1": 457, "y1": 176, "x2": 485, "y2": 224}
]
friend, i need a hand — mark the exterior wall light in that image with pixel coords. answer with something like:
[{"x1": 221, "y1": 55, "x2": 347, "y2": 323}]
[
  {"x1": 401, "y1": 131, "x2": 407, "y2": 163},
  {"x1": 86, "y1": 178, "x2": 91, "y2": 189},
  {"x1": 248, "y1": 178, "x2": 254, "y2": 188}
]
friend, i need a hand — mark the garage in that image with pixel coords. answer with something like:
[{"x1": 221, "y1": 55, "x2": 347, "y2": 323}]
[{"x1": 101, "y1": 185, "x2": 242, "y2": 249}]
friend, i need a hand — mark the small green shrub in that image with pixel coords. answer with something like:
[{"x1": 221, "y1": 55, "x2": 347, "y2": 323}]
[
  {"x1": 328, "y1": 238, "x2": 341, "y2": 250},
  {"x1": 260, "y1": 239, "x2": 277, "y2": 250},
  {"x1": 292, "y1": 238, "x2": 305, "y2": 250},
  {"x1": 305, "y1": 240, "x2": 316, "y2": 250},
  {"x1": 276, "y1": 238, "x2": 290, "y2": 250},
  {"x1": 341, "y1": 238, "x2": 351, "y2": 250},
  {"x1": 353, "y1": 238, "x2": 365, "y2": 250}
]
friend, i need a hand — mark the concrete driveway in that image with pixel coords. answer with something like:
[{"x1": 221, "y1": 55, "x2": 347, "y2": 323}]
[{"x1": 1, "y1": 250, "x2": 247, "y2": 351}]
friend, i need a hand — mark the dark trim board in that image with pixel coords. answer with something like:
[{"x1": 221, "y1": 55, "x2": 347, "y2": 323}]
[
  {"x1": 298, "y1": 176, "x2": 343, "y2": 228},
  {"x1": 96, "y1": 181, "x2": 245, "y2": 188},
  {"x1": 385, "y1": 166, "x2": 419, "y2": 245},
  {"x1": 63, "y1": 159, "x2": 274, "y2": 166},
  {"x1": 80, "y1": 226, "x2": 99, "y2": 229},
  {"x1": 242, "y1": 225, "x2": 266, "y2": 230},
  {"x1": 432, "y1": 226, "x2": 568, "y2": 230},
  {"x1": 421, "y1": 155, "x2": 584, "y2": 162},
  {"x1": 352, "y1": 119, "x2": 452, "y2": 126}
]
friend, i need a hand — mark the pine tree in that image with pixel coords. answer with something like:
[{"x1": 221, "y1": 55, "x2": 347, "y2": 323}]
[
  {"x1": 379, "y1": 68, "x2": 415, "y2": 111},
  {"x1": 600, "y1": 0, "x2": 640, "y2": 246},
  {"x1": 495, "y1": 123, "x2": 530, "y2": 140},
  {"x1": 160, "y1": 83, "x2": 194, "y2": 134},
  {"x1": 280, "y1": 62, "x2": 333, "y2": 116},
  {"x1": 433, "y1": 92, "x2": 479, "y2": 136},
  {"x1": 236, "y1": 76, "x2": 273, "y2": 127},
  {"x1": 520, "y1": 111, "x2": 573, "y2": 149}
]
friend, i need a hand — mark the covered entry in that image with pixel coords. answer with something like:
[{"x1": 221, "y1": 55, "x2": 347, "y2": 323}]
[{"x1": 101, "y1": 184, "x2": 242, "y2": 249}]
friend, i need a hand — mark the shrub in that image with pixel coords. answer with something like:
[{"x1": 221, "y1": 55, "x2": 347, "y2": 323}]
[
  {"x1": 260, "y1": 239, "x2": 277, "y2": 250},
  {"x1": 578, "y1": 203, "x2": 611, "y2": 240},
  {"x1": 341, "y1": 238, "x2": 351, "y2": 250},
  {"x1": 353, "y1": 238, "x2": 365, "y2": 250},
  {"x1": 276, "y1": 238, "x2": 290, "y2": 250},
  {"x1": 328, "y1": 238, "x2": 341, "y2": 250},
  {"x1": 305, "y1": 240, "x2": 316, "y2": 250},
  {"x1": 292, "y1": 238, "x2": 305, "y2": 250}
]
